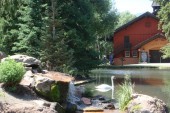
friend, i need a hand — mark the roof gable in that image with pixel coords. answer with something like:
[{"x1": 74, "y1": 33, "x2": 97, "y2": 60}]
[
  {"x1": 133, "y1": 33, "x2": 165, "y2": 49},
  {"x1": 114, "y1": 12, "x2": 159, "y2": 34}
]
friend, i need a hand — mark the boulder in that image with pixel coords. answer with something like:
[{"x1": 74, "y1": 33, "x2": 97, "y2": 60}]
[
  {"x1": 20, "y1": 70, "x2": 74, "y2": 104},
  {"x1": 0, "y1": 101, "x2": 58, "y2": 113},
  {"x1": 20, "y1": 71, "x2": 35, "y2": 87},
  {"x1": 126, "y1": 94, "x2": 168, "y2": 113},
  {"x1": 35, "y1": 75, "x2": 55, "y2": 93},
  {"x1": 34, "y1": 72, "x2": 73, "y2": 103},
  {"x1": 0, "y1": 84, "x2": 62, "y2": 113},
  {"x1": 2, "y1": 55, "x2": 41, "y2": 71},
  {"x1": 81, "y1": 97, "x2": 91, "y2": 105}
]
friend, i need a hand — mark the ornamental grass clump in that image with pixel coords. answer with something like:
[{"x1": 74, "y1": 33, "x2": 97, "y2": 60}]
[
  {"x1": 0, "y1": 59, "x2": 26, "y2": 86},
  {"x1": 116, "y1": 75, "x2": 133, "y2": 111}
]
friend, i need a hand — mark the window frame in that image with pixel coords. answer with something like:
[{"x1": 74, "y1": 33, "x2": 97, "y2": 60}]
[
  {"x1": 125, "y1": 51, "x2": 130, "y2": 57},
  {"x1": 132, "y1": 50, "x2": 138, "y2": 57}
]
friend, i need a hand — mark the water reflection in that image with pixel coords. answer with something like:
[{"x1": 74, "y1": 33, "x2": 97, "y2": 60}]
[{"x1": 86, "y1": 68, "x2": 170, "y2": 108}]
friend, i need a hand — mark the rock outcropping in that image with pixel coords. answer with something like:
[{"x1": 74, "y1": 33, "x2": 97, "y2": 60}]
[
  {"x1": 126, "y1": 94, "x2": 169, "y2": 113},
  {"x1": 0, "y1": 83, "x2": 64, "y2": 113},
  {"x1": 2, "y1": 54, "x2": 41, "y2": 67},
  {"x1": 0, "y1": 54, "x2": 74, "y2": 113}
]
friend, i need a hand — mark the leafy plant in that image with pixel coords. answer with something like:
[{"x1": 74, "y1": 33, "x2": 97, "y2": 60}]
[
  {"x1": 116, "y1": 75, "x2": 133, "y2": 111},
  {"x1": 0, "y1": 59, "x2": 26, "y2": 86},
  {"x1": 82, "y1": 87, "x2": 94, "y2": 98}
]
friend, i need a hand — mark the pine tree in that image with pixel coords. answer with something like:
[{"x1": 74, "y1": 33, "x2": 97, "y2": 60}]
[
  {"x1": 12, "y1": 0, "x2": 47, "y2": 57},
  {"x1": 0, "y1": 0, "x2": 21, "y2": 54},
  {"x1": 40, "y1": 0, "x2": 74, "y2": 73}
]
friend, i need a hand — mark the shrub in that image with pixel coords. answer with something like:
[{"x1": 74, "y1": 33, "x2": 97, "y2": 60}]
[
  {"x1": 0, "y1": 59, "x2": 26, "y2": 86},
  {"x1": 116, "y1": 75, "x2": 133, "y2": 111},
  {"x1": 82, "y1": 87, "x2": 94, "y2": 98}
]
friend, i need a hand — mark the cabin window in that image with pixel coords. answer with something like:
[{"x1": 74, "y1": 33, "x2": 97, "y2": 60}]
[
  {"x1": 132, "y1": 50, "x2": 138, "y2": 57},
  {"x1": 124, "y1": 36, "x2": 131, "y2": 49},
  {"x1": 125, "y1": 51, "x2": 130, "y2": 57}
]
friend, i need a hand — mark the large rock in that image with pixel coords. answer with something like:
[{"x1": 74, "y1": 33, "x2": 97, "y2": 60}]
[
  {"x1": 0, "y1": 101, "x2": 58, "y2": 113},
  {"x1": 0, "y1": 84, "x2": 61, "y2": 113},
  {"x1": 34, "y1": 71, "x2": 73, "y2": 103},
  {"x1": 20, "y1": 70, "x2": 35, "y2": 87},
  {"x1": 2, "y1": 54, "x2": 41, "y2": 68},
  {"x1": 20, "y1": 71, "x2": 73, "y2": 104},
  {"x1": 126, "y1": 94, "x2": 168, "y2": 113}
]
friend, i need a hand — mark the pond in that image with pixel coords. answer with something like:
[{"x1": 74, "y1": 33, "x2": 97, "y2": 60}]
[{"x1": 85, "y1": 68, "x2": 170, "y2": 108}]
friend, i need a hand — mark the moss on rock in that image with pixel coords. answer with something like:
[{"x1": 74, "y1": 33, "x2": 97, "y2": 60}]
[
  {"x1": 50, "y1": 84, "x2": 60, "y2": 102},
  {"x1": 35, "y1": 81, "x2": 69, "y2": 104}
]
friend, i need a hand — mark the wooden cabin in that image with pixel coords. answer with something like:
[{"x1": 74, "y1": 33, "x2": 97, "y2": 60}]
[{"x1": 113, "y1": 11, "x2": 170, "y2": 65}]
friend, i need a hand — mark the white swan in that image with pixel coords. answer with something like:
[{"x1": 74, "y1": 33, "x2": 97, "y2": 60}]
[{"x1": 95, "y1": 76, "x2": 115, "y2": 99}]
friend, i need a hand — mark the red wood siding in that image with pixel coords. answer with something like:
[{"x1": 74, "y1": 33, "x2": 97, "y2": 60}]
[{"x1": 113, "y1": 16, "x2": 161, "y2": 58}]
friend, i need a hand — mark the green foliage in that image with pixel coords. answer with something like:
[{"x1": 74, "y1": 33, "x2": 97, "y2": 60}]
[
  {"x1": 116, "y1": 75, "x2": 133, "y2": 111},
  {"x1": 82, "y1": 87, "x2": 94, "y2": 98},
  {"x1": 50, "y1": 84, "x2": 60, "y2": 102},
  {"x1": 0, "y1": 0, "x2": 118, "y2": 76},
  {"x1": 116, "y1": 11, "x2": 136, "y2": 28},
  {"x1": 91, "y1": 1, "x2": 118, "y2": 60},
  {"x1": 0, "y1": 59, "x2": 26, "y2": 86},
  {"x1": 161, "y1": 44, "x2": 170, "y2": 59},
  {"x1": 40, "y1": 0, "x2": 75, "y2": 73},
  {"x1": 12, "y1": 0, "x2": 47, "y2": 57},
  {"x1": 155, "y1": 0, "x2": 170, "y2": 58}
]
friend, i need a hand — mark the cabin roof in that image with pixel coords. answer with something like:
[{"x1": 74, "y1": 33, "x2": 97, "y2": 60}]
[
  {"x1": 114, "y1": 12, "x2": 158, "y2": 34},
  {"x1": 133, "y1": 33, "x2": 165, "y2": 49}
]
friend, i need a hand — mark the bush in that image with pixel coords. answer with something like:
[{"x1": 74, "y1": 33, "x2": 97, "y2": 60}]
[
  {"x1": 116, "y1": 75, "x2": 133, "y2": 111},
  {"x1": 82, "y1": 87, "x2": 94, "y2": 98},
  {"x1": 0, "y1": 59, "x2": 26, "y2": 86}
]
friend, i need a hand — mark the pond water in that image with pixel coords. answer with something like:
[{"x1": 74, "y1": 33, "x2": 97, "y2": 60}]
[{"x1": 85, "y1": 68, "x2": 170, "y2": 108}]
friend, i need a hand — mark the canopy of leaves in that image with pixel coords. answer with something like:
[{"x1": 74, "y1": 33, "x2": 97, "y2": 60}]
[
  {"x1": 116, "y1": 11, "x2": 136, "y2": 29},
  {"x1": 0, "y1": 0, "x2": 118, "y2": 76},
  {"x1": 155, "y1": 0, "x2": 170, "y2": 58}
]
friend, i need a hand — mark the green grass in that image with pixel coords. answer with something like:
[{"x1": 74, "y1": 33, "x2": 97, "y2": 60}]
[{"x1": 116, "y1": 75, "x2": 134, "y2": 111}]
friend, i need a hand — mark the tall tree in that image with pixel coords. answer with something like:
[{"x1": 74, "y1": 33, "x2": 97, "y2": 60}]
[
  {"x1": 12, "y1": 0, "x2": 47, "y2": 57},
  {"x1": 154, "y1": 0, "x2": 170, "y2": 58},
  {"x1": 0, "y1": 0, "x2": 118, "y2": 76},
  {"x1": 116, "y1": 11, "x2": 136, "y2": 28},
  {"x1": 40, "y1": 0, "x2": 74, "y2": 73},
  {"x1": 0, "y1": 0, "x2": 21, "y2": 54},
  {"x1": 91, "y1": 0, "x2": 118, "y2": 60},
  {"x1": 57, "y1": 0, "x2": 101, "y2": 75}
]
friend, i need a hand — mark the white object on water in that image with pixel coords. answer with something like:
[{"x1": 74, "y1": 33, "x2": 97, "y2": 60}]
[
  {"x1": 95, "y1": 76, "x2": 115, "y2": 99},
  {"x1": 95, "y1": 84, "x2": 112, "y2": 92}
]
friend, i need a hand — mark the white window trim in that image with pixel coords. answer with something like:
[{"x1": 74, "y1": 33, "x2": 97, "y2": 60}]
[
  {"x1": 132, "y1": 50, "x2": 138, "y2": 57},
  {"x1": 125, "y1": 51, "x2": 130, "y2": 57}
]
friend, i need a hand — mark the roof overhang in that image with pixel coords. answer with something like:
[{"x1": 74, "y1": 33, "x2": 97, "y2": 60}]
[{"x1": 133, "y1": 33, "x2": 165, "y2": 50}]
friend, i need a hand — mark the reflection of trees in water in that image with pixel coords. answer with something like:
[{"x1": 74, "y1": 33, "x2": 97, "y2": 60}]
[{"x1": 162, "y1": 79, "x2": 170, "y2": 109}]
